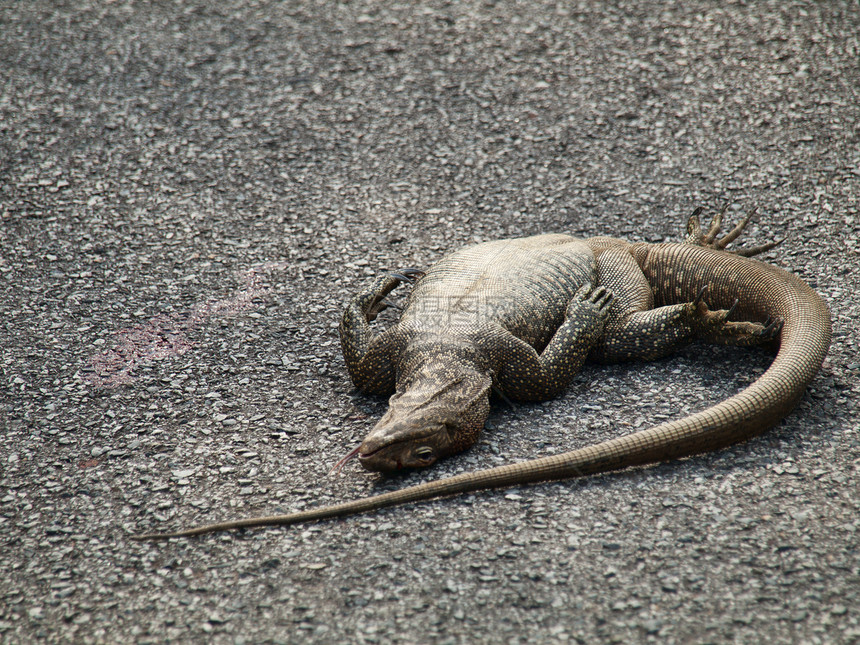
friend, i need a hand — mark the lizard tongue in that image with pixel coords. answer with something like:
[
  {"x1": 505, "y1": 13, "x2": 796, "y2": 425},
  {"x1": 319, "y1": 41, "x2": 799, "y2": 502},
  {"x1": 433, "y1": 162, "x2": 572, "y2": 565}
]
[{"x1": 330, "y1": 444, "x2": 362, "y2": 475}]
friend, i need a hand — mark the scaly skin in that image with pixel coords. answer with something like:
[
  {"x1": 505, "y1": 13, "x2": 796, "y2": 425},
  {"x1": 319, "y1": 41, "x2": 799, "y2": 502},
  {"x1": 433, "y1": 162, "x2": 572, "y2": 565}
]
[{"x1": 132, "y1": 209, "x2": 831, "y2": 540}]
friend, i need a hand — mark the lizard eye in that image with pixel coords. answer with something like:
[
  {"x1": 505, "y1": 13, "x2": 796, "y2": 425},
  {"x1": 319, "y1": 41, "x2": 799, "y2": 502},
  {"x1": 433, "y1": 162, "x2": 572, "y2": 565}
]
[{"x1": 414, "y1": 447, "x2": 434, "y2": 460}]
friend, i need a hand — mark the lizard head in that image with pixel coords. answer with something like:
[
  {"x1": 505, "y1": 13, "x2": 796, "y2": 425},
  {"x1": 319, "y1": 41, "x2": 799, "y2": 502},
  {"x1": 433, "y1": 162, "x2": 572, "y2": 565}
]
[{"x1": 356, "y1": 342, "x2": 492, "y2": 472}]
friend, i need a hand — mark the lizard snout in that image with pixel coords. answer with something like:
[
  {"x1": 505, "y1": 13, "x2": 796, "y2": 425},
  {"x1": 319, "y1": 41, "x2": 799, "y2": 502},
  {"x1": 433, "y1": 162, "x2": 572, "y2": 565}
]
[{"x1": 357, "y1": 421, "x2": 446, "y2": 472}]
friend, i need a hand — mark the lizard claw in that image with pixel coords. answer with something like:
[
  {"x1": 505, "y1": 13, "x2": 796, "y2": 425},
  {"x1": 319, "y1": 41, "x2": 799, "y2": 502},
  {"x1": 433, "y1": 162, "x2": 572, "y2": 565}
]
[
  {"x1": 366, "y1": 269, "x2": 425, "y2": 319},
  {"x1": 758, "y1": 316, "x2": 784, "y2": 340},
  {"x1": 733, "y1": 237, "x2": 786, "y2": 258},
  {"x1": 389, "y1": 268, "x2": 425, "y2": 284},
  {"x1": 696, "y1": 306, "x2": 784, "y2": 346},
  {"x1": 701, "y1": 203, "x2": 729, "y2": 246},
  {"x1": 574, "y1": 285, "x2": 614, "y2": 310},
  {"x1": 685, "y1": 206, "x2": 706, "y2": 242},
  {"x1": 725, "y1": 298, "x2": 739, "y2": 321},
  {"x1": 684, "y1": 288, "x2": 739, "y2": 334},
  {"x1": 568, "y1": 285, "x2": 615, "y2": 326},
  {"x1": 693, "y1": 285, "x2": 709, "y2": 308},
  {"x1": 590, "y1": 285, "x2": 614, "y2": 311},
  {"x1": 713, "y1": 206, "x2": 752, "y2": 249},
  {"x1": 684, "y1": 205, "x2": 783, "y2": 257}
]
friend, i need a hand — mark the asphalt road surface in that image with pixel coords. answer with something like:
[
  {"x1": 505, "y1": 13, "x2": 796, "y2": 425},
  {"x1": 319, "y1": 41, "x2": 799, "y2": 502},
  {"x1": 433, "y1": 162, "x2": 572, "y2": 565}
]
[{"x1": 2, "y1": 1, "x2": 858, "y2": 643}]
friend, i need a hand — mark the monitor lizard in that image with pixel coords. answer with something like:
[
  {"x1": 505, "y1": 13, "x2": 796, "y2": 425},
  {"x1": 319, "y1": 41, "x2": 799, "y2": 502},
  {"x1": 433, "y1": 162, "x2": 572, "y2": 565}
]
[{"x1": 132, "y1": 207, "x2": 831, "y2": 540}]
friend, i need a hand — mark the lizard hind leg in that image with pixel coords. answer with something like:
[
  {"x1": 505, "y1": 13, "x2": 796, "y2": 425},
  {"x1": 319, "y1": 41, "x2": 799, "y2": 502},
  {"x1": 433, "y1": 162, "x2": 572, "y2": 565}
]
[
  {"x1": 665, "y1": 289, "x2": 783, "y2": 350},
  {"x1": 684, "y1": 205, "x2": 784, "y2": 257},
  {"x1": 588, "y1": 248, "x2": 772, "y2": 363}
]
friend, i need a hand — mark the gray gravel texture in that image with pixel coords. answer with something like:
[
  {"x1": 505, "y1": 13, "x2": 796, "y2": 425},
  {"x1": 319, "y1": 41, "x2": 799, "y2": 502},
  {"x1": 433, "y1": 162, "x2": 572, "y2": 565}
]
[{"x1": 2, "y1": 1, "x2": 859, "y2": 643}]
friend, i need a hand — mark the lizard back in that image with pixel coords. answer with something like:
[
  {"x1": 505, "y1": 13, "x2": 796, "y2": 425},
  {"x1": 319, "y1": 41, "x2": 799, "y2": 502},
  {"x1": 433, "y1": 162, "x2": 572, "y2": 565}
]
[{"x1": 401, "y1": 234, "x2": 597, "y2": 350}]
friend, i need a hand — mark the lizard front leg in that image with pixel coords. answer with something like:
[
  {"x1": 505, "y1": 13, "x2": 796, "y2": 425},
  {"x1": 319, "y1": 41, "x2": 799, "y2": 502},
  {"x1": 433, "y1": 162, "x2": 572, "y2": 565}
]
[
  {"x1": 490, "y1": 285, "x2": 613, "y2": 402},
  {"x1": 340, "y1": 272, "x2": 417, "y2": 395}
]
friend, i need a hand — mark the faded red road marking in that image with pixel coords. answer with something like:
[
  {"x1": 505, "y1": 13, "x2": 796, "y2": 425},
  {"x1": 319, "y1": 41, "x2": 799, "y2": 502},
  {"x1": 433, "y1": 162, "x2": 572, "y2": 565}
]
[{"x1": 86, "y1": 262, "x2": 289, "y2": 388}]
